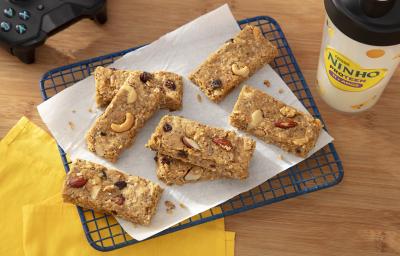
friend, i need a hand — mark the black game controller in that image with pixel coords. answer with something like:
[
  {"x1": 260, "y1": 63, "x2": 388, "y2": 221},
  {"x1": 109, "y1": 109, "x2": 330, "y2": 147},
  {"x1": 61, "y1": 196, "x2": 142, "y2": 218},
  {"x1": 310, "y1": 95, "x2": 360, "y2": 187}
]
[{"x1": 0, "y1": 0, "x2": 107, "y2": 63}]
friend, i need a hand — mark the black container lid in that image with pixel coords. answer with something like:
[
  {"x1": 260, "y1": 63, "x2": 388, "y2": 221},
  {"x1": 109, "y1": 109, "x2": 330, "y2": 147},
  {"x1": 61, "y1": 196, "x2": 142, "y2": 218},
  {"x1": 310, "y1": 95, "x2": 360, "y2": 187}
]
[{"x1": 325, "y1": 0, "x2": 400, "y2": 46}]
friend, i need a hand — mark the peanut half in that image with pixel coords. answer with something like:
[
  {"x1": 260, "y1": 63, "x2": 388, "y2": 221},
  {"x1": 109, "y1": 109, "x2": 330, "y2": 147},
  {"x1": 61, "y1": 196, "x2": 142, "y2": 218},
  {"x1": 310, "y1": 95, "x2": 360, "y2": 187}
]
[
  {"x1": 231, "y1": 63, "x2": 250, "y2": 77},
  {"x1": 248, "y1": 109, "x2": 263, "y2": 130},
  {"x1": 111, "y1": 113, "x2": 134, "y2": 133}
]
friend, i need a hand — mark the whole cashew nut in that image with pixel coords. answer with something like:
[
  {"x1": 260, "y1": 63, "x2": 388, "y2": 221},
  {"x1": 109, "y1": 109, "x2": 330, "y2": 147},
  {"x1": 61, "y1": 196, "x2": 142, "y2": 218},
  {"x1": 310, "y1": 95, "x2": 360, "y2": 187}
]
[
  {"x1": 231, "y1": 63, "x2": 250, "y2": 77},
  {"x1": 111, "y1": 113, "x2": 134, "y2": 133},
  {"x1": 122, "y1": 85, "x2": 137, "y2": 104}
]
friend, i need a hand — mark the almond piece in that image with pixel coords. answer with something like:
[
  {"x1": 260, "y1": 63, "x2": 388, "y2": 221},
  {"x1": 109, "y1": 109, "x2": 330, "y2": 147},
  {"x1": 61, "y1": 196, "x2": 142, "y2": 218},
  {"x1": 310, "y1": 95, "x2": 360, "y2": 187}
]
[
  {"x1": 68, "y1": 176, "x2": 87, "y2": 188},
  {"x1": 90, "y1": 185, "x2": 101, "y2": 199},
  {"x1": 274, "y1": 120, "x2": 297, "y2": 129},
  {"x1": 212, "y1": 137, "x2": 233, "y2": 151},
  {"x1": 184, "y1": 166, "x2": 203, "y2": 181},
  {"x1": 181, "y1": 136, "x2": 200, "y2": 150}
]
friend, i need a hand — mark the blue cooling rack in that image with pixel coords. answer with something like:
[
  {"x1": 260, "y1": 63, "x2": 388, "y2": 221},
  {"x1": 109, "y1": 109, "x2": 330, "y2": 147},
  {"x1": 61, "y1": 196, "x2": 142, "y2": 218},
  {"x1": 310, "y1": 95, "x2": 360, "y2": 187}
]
[{"x1": 40, "y1": 16, "x2": 343, "y2": 251}]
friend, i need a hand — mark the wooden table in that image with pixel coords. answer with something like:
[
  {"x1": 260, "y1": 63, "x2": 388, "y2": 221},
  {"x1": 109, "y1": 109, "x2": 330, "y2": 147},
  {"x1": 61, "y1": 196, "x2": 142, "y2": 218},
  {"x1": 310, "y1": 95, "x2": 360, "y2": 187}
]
[{"x1": 1, "y1": 0, "x2": 399, "y2": 255}]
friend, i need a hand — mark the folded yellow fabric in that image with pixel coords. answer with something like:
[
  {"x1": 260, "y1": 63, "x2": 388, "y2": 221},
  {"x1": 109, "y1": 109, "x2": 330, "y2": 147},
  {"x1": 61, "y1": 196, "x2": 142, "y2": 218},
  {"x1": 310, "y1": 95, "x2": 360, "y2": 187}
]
[
  {"x1": 0, "y1": 117, "x2": 65, "y2": 256},
  {"x1": 0, "y1": 117, "x2": 235, "y2": 256},
  {"x1": 22, "y1": 194, "x2": 232, "y2": 256}
]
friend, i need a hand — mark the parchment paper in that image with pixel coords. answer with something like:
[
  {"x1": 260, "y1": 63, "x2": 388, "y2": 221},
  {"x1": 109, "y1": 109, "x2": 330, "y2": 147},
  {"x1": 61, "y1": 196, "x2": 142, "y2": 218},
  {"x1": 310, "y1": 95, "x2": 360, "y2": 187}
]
[{"x1": 38, "y1": 4, "x2": 333, "y2": 241}]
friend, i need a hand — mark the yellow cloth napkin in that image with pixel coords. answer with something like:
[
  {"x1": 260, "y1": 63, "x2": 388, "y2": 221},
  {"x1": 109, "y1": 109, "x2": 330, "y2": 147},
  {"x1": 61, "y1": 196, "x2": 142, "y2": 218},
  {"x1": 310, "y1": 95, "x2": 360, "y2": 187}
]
[{"x1": 0, "y1": 117, "x2": 235, "y2": 256}]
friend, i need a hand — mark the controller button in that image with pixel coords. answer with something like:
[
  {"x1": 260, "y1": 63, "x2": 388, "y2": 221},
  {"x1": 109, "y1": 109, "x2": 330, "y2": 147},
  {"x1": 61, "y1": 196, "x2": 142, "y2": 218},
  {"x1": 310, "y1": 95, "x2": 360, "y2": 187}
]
[
  {"x1": 37, "y1": 4, "x2": 44, "y2": 11},
  {"x1": 3, "y1": 8, "x2": 15, "y2": 18},
  {"x1": 15, "y1": 24, "x2": 27, "y2": 34},
  {"x1": 18, "y1": 10, "x2": 30, "y2": 21},
  {"x1": 1, "y1": 21, "x2": 11, "y2": 32}
]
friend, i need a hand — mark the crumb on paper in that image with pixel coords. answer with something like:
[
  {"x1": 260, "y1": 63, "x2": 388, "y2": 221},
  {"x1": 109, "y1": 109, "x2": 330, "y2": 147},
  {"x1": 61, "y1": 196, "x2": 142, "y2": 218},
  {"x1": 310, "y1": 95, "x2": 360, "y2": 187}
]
[
  {"x1": 278, "y1": 88, "x2": 284, "y2": 94},
  {"x1": 263, "y1": 80, "x2": 271, "y2": 87},
  {"x1": 165, "y1": 200, "x2": 176, "y2": 214},
  {"x1": 68, "y1": 121, "x2": 75, "y2": 129},
  {"x1": 277, "y1": 154, "x2": 283, "y2": 161},
  {"x1": 88, "y1": 108, "x2": 93, "y2": 113},
  {"x1": 72, "y1": 110, "x2": 76, "y2": 113},
  {"x1": 179, "y1": 203, "x2": 186, "y2": 209},
  {"x1": 196, "y1": 94, "x2": 202, "y2": 103}
]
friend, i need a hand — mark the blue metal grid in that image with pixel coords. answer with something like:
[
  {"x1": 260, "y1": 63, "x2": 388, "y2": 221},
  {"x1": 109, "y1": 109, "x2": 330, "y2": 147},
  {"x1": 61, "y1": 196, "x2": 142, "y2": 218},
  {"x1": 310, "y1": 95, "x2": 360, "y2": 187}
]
[{"x1": 40, "y1": 16, "x2": 344, "y2": 251}]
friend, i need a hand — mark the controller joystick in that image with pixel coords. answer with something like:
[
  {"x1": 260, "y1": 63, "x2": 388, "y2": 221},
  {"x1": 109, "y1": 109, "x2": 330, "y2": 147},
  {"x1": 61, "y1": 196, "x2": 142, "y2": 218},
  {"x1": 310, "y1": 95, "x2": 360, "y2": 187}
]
[{"x1": 0, "y1": 0, "x2": 107, "y2": 63}]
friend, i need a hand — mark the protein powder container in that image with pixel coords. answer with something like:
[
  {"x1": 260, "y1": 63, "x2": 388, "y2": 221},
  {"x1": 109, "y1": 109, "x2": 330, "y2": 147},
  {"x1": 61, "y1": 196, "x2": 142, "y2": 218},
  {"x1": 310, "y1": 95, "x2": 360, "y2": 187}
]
[{"x1": 317, "y1": 0, "x2": 400, "y2": 112}]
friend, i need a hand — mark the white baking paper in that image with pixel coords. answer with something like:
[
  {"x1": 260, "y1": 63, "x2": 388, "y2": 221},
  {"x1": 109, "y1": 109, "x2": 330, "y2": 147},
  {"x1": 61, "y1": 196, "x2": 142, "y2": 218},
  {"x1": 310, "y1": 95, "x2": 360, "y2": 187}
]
[{"x1": 37, "y1": 4, "x2": 333, "y2": 241}]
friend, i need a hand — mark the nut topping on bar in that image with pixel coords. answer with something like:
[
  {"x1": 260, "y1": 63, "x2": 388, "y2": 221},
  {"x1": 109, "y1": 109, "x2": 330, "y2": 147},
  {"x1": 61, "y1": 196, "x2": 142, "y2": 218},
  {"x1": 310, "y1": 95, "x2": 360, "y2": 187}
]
[
  {"x1": 231, "y1": 63, "x2": 249, "y2": 77},
  {"x1": 110, "y1": 112, "x2": 134, "y2": 133},
  {"x1": 123, "y1": 85, "x2": 137, "y2": 104},
  {"x1": 181, "y1": 136, "x2": 200, "y2": 150},
  {"x1": 184, "y1": 166, "x2": 203, "y2": 181},
  {"x1": 212, "y1": 137, "x2": 233, "y2": 151},
  {"x1": 279, "y1": 106, "x2": 297, "y2": 118},
  {"x1": 274, "y1": 119, "x2": 298, "y2": 129},
  {"x1": 248, "y1": 109, "x2": 263, "y2": 129},
  {"x1": 68, "y1": 176, "x2": 87, "y2": 188}
]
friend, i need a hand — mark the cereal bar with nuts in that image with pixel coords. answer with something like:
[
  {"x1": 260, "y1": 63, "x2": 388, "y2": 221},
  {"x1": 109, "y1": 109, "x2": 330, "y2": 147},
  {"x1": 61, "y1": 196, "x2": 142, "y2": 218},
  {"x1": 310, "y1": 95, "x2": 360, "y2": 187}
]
[
  {"x1": 94, "y1": 66, "x2": 183, "y2": 111},
  {"x1": 230, "y1": 85, "x2": 323, "y2": 157},
  {"x1": 189, "y1": 25, "x2": 278, "y2": 102},
  {"x1": 155, "y1": 153, "x2": 235, "y2": 185},
  {"x1": 146, "y1": 115, "x2": 256, "y2": 178},
  {"x1": 62, "y1": 159, "x2": 163, "y2": 225},
  {"x1": 86, "y1": 72, "x2": 182, "y2": 162}
]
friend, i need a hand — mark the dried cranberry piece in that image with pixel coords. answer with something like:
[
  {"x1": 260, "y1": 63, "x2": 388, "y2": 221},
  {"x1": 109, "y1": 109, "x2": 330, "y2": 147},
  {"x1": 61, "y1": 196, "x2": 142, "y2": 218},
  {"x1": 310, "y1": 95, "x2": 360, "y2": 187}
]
[
  {"x1": 211, "y1": 79, "x2": 222, "y2": 89},
  {"x1": 165, "y1": 80, "x2": 176, "y2": 90},
  {"x1": 177, "y1": 150, "x2": 188, "y2": 158},
  {"x1": 161, "y1": 156, "x2": 171, "y2": 165},
  {"x1": 112, "y1": 195, "x2": 125, "y2": 205},
  {"x1": 140, "y1": 72, "x2": 153, "y2": 83},
  {"x1": 114, "y1": 181, "x2": 127, "y2": 190}
]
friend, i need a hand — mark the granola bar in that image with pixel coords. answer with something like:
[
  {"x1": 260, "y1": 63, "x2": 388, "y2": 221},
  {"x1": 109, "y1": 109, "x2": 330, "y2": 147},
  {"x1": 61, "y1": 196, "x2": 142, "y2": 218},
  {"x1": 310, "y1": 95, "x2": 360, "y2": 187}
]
[
  {"x1": 189, "y1": 25, "x2": 278, "y2": 102},
  {"x1": 229, "y1": 85, "x2": 323, "y2": 157},
  {"x1": 94, "y1": 66, "x2": 183, "y2": 110},
  {"x1": 86, "y1": 73, "x2": 163, "y2": 162},
  {"x1": 155, "y1": 153, "x2": 221, "y2": 185},
  {"x1": 146, "y1": 115, "x2": 256, "y2": 178},
  {"x1": 62, "y1": 159, "x2": 163, "y2": 225}
]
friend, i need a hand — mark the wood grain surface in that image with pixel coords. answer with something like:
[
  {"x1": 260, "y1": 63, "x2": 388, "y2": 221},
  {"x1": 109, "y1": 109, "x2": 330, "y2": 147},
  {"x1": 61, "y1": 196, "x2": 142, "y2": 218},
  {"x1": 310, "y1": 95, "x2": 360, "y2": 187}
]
[{"x1": 1, "y1": 1, "x2": 399, "y2": 255}]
